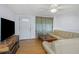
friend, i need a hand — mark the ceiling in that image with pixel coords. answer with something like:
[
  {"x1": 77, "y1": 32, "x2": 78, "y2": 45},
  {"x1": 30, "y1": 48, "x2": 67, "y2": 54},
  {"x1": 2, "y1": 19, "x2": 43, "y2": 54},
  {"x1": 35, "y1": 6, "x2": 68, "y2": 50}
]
[{"x1": 7, "y1": 4, "x2": 79, "y2": 16}]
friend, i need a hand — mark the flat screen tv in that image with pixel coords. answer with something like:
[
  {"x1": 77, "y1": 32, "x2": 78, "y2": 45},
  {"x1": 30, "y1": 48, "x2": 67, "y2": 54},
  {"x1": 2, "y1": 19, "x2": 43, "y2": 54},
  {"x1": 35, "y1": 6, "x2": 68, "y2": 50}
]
[{"x1": 0, "y1": 18, "x2": 15, "y2": 42}]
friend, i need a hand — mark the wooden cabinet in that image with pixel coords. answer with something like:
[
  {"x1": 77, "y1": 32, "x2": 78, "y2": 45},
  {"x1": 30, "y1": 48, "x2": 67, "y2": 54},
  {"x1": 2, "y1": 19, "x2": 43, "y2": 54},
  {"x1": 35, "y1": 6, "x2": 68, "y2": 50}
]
[{"x1": 0, "y1": 35, "x2": 19, "y2": 54}]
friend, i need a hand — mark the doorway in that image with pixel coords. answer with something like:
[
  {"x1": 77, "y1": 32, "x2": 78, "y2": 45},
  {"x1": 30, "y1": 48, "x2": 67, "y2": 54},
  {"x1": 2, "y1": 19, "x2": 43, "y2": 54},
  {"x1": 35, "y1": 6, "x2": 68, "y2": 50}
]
[
  {"x1": 19, "y1": 18, "x2": 31, "y2": 39},
  {"x1": 19, "y1": 16, "x2": 35, "y2": 40}
]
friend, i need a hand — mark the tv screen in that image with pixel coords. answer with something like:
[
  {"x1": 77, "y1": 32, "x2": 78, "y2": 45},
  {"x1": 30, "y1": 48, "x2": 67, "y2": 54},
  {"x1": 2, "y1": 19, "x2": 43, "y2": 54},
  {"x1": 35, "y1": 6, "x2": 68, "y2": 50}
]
[{"x1": 1, "y1": 18, "x2": 15, "y2": 41}]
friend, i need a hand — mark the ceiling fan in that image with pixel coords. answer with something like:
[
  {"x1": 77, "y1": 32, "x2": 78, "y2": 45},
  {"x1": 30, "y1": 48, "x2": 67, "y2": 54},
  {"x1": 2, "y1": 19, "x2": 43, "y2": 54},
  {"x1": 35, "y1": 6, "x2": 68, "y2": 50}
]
[
  {"x1": 49, "y1": 4, "x2": 63, "y2": 13},
  {"x1": 39, "y1": 4, "x2": 78, "y2": 13},
  {"x1": 37, "y1": 4, "x2": 68, "y2": 14},
  {"x1": 39, "y1": 4, "x2": 63, "y2": 13}
]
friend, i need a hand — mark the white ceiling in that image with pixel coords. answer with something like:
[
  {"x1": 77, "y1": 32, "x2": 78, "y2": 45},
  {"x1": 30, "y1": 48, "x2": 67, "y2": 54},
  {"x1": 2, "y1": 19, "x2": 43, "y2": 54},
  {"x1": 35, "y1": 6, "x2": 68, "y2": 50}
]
[{"x1": 7, "y1": 4, "x2": 79, "y2": 16}]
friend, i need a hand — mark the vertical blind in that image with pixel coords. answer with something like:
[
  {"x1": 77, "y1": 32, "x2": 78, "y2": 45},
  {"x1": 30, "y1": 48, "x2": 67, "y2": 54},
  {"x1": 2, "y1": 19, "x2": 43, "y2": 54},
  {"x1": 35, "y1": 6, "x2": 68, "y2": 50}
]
[{"x1": 36, "y1": 16, "x2": 53, "y2": 37}]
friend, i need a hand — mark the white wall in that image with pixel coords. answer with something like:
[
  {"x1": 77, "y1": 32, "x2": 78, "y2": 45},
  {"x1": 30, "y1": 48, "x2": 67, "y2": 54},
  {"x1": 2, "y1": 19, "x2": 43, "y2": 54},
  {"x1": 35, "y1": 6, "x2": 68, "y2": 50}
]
[
  {"x1": 15, "y1": 15, "x2": 20, "y2": 35},
  {"x1": 0, "y1": 5, "x2": 15, "y2": 21},
  {"x1": 0, "y1": 5, "x2": 19, "y2": 35},
  {"x1": 54, "y1": 9, "x2": 79, "y2": 33}
]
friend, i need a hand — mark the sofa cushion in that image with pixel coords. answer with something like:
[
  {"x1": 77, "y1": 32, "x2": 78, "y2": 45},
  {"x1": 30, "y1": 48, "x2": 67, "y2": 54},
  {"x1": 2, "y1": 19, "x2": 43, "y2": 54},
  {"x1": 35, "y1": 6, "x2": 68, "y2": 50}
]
[
  {"x1": 0, "y1": 45, "x2": 9, "y2": 53},
  {"x1": 51, "y1": 38, "x2": 79, "y2": 54}
]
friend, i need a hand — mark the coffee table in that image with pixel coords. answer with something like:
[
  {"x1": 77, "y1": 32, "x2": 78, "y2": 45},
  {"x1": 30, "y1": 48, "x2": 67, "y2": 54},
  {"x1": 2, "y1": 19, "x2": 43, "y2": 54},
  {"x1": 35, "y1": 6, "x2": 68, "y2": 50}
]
[{"x1": 40, "y1": 35, "x2": 57, "y2": 42}]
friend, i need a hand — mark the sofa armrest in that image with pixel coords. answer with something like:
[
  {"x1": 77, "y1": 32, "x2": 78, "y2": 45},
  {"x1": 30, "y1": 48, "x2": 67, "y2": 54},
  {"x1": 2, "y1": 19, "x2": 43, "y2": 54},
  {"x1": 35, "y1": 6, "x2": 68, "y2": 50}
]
[{"x1": 42, "y1": 41, "x2": 55, "y2": 54}]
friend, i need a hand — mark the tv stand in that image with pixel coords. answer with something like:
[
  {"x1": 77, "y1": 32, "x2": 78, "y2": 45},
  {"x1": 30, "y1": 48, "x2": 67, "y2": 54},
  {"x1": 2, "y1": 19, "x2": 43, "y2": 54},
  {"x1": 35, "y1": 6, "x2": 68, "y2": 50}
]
[{"x1": 0, "y1": 35, "x2": 19, "y2": 54}]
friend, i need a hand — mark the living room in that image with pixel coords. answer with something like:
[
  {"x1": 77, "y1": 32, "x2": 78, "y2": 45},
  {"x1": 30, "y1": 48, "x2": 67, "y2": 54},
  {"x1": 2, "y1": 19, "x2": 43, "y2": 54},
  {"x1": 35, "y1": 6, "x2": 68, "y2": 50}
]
[{"x1": 0, "y1": 4, "x2": 79, "y2": 54}]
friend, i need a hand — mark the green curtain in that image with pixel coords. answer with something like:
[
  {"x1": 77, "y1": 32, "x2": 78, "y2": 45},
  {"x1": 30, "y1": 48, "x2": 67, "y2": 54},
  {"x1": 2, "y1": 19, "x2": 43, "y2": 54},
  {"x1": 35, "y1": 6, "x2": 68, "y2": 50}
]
[{"x1": 36, "y1": 16, "x2": 53, "y2": 37}]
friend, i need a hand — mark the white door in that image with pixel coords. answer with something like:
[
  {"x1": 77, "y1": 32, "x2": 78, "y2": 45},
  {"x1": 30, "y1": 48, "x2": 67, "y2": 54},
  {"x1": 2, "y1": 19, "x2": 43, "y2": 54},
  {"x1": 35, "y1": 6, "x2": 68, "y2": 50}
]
[{"x1": 20, "y1": 18, "x2": 31, "y2": 39}]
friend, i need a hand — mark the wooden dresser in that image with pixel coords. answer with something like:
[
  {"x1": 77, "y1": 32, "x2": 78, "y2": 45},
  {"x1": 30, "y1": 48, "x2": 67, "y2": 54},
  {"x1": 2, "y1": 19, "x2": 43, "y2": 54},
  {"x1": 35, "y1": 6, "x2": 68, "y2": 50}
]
[{"x1": 0, "y1": 35, "x2": 19, "y2": 54}]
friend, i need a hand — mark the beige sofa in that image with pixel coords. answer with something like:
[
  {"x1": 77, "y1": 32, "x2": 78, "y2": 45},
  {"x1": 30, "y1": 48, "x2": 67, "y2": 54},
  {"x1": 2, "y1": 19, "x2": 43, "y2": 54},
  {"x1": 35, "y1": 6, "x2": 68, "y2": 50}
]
[
  {"x1": 43, "y1": 30, "x2": 79, "y2": 54},
  {"x1": 48, "y1": 30, "x2": 79, "y2": 39}
]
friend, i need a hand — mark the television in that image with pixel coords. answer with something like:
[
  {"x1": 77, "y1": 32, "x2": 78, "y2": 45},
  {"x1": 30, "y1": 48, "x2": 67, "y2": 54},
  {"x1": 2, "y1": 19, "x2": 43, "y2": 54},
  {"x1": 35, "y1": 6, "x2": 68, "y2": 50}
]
[{"x1": 0, "y1": 18, "x2": 15, "y2": 42}]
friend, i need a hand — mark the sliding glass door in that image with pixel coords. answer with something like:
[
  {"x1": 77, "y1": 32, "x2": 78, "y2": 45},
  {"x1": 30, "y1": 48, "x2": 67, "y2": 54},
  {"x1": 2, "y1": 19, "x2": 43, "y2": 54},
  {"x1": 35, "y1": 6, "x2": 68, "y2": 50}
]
[{"x1": 36, "y1": 16, "x2": 53, "y2": 37}]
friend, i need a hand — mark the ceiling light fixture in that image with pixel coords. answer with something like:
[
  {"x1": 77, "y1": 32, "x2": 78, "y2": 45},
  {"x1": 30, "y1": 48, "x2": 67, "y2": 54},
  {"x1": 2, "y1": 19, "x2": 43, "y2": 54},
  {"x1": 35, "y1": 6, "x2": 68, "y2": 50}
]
[
  {"x1": 50, "y1": 8, "x2": 57, "y2": 13},
  {"x1": 50, "y1": 4, "x2": 59, "y2": 13}
]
